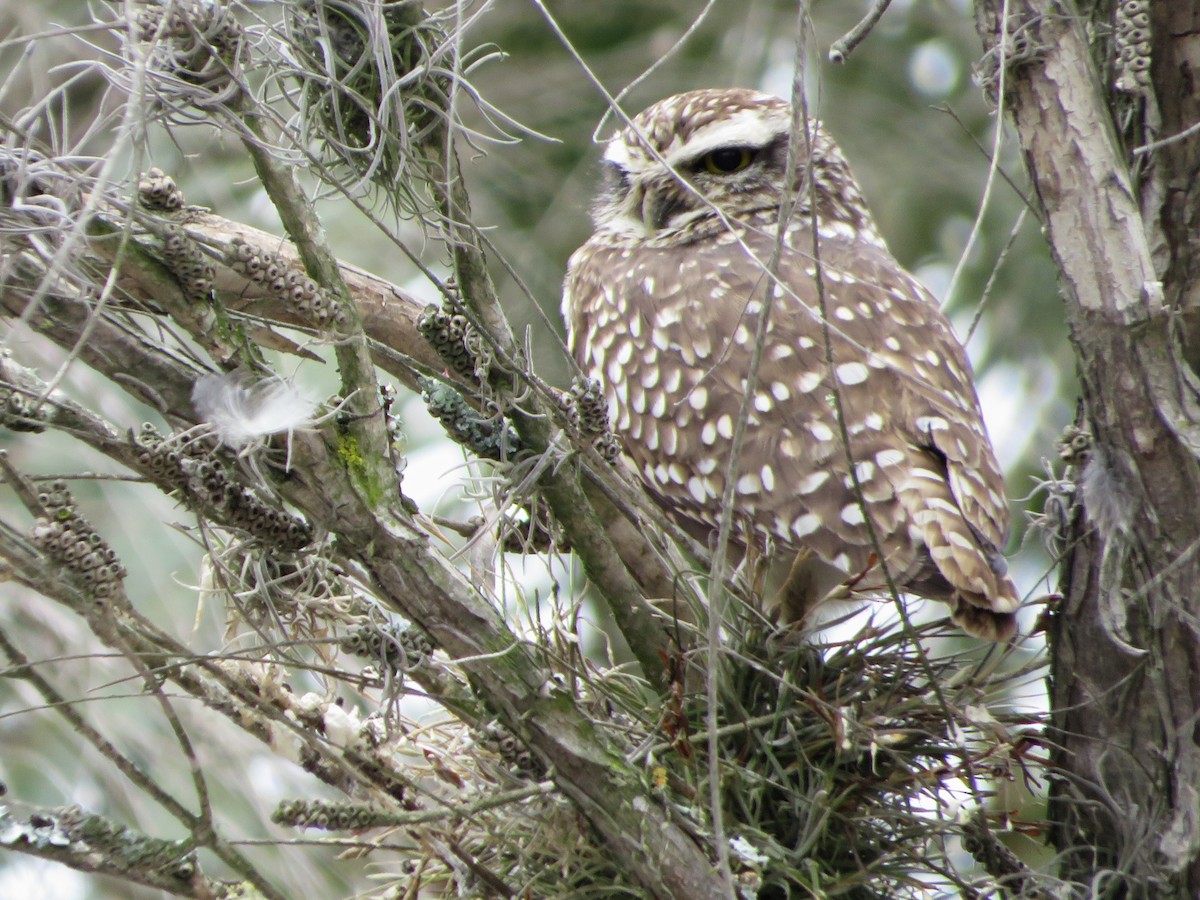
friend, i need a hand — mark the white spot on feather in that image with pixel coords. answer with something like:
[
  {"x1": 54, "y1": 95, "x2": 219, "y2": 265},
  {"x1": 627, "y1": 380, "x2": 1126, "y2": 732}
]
[
  {"x1": 655, "y1": 307, "x2": 682, "y2": 328},
  {"x1": 792, "y1": 513, "x2": 821, "y2": 538},
  {"x1": 845, "y1": 461, "x2": 876, "y2": 485},
  {"x1": 760, "y1": 465, "x2": 776, "y2": 491},
  {"x1": 876, "y1": 449, "x2": 905, "y2": 468},
  {"x1": 737, "y1": 473, "x2": 761, "y2": 495},
  {"x1": 661, "y1": 426, "x2": 678, "y2": 455},
  {"x1": 947, "y1": 531, "x2": 975, "y2": 551},
  {"x1": 797, "y1": 372, "x2": 822, "y2": 393},
  {"x1": 799, "y1": 471, "x2": 829, "y2": 494},
  {"x1": 916, "y1": 415, "x2": 950, "y2": 432},
  {"x1": 836, "y1": 362, "x2": 869, "y2": 385},
  {"x1": 810, "y1": 422, "x2": 834, "y2": 442},
  {"x1": 841, "y1": 504, "x2": 865, "y2": 525}
]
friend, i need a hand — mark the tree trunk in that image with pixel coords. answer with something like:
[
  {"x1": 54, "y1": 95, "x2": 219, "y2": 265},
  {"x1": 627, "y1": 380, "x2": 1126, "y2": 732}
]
[{"x1": 974, "y1": 1, "x2": 1200, "y2": 893}]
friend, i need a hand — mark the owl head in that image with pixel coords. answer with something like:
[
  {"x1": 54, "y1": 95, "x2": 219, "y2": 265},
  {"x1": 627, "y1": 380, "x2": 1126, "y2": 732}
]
[{"x1": 591, "y1": 88, "x2": 876, "y2": 244}]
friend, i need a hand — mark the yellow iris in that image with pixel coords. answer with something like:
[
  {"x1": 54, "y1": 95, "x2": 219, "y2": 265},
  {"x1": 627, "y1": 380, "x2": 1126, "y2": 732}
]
[{"x1": 700, "y1": 147, "x2": 754, "y2": 174}]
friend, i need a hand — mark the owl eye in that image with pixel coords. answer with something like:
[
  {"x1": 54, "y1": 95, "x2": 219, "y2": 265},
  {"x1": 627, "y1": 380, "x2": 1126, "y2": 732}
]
[{"x1": 698, "y1": 146, "x2": 756, "y2": 175}]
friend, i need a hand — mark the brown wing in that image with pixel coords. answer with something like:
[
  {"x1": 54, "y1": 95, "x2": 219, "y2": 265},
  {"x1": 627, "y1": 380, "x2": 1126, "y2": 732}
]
[{"x1": 564, "y1": 226, "x2": 1018, "y2": 634}]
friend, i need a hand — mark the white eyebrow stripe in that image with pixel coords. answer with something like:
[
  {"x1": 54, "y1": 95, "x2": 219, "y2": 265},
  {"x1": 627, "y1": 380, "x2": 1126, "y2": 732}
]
[
  {"x1": 663, "y1": 110, "x2": 788, "y2": 169},
  {"x1": 602, "y1": 139, "x2": 632, "y2": 169}
]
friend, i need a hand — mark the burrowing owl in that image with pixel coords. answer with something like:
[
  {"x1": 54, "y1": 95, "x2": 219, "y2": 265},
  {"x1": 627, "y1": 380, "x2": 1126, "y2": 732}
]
[{"x1": 562, "y1": 88, "x2": 1020, "y2": 640}]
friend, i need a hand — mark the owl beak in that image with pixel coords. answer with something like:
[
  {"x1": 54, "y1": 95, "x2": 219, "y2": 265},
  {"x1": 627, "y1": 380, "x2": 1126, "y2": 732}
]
[
  {"x1": 634, "y1": 186, "x2": 655, "y2": 234},
  {"x1": 638, "y1": 187, "x2": 667, "y2": 234}
]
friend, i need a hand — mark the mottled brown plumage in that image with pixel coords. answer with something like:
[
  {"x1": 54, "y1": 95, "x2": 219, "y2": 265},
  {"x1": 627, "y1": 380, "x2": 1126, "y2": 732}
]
[{"x1": 562, "y1": 89, "x2": 1019, "y2": 639}]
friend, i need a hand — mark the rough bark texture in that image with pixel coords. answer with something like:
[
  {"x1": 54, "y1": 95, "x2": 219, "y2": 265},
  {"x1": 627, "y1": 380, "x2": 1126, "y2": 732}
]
[{"x1": 975, "y1": 1, "x2": 1200, "y2": 894}]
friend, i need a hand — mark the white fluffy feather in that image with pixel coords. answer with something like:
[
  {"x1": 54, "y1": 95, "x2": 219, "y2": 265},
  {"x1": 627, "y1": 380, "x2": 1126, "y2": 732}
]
[{"x1": 191, "y1": 372, "x2": 319, "y2": 449}]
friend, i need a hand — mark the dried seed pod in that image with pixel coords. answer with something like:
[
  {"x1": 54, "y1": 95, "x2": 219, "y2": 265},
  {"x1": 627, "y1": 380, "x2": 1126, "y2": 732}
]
[
  {"x1": 230, "y1": 237, "x2": 255, "y2": 262},
  {"x1": 27, "y1": 486, "x2": 126, "y2": 599},
  {"x1": 1114, "y1": 0, "x2": 1152, "y2": 92},
  {"x1": 137, "y1": 0, "x2": 246, "y2": 99},
  {"x1": 137, "y1": 168, "x2": 185, "y2": 211},
  {"x1": 0, "y1": 388, "x2": 47, "y2": 433},
  {"x1": 420, "y1": 378, "x2": 521, "y2": 461},
  {"x1": 160, "y1": 225, "x2": 214, "y2": 304},
  {"x1": 338, "y1": 621, "x2": 432, "y2": 674},
  {"x1": 417, "y1": 304, "x2": 479, "y2": 380},
  {"x1": 272, "y1": 798, "x2": 393, "y2": 831},
  {"x1": 222, "y1": 238, "x2": 339, "y2": 328},
  {"x1": 480, "y1": 720, "x2": 545, "y2": 779},
  {"x1": 561, "y1": 377, "x2": 622, "y2": 464}
]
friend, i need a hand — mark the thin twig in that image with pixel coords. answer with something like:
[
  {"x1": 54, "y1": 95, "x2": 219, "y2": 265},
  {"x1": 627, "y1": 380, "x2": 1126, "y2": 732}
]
[
  {"x1": 829, "y1": 0, "x2": 894, "y2": 64},
  {"x1": 943, "y1": 0, "x2": 1014, "y2": 311},
  {"x1": 0, "y1": 622, "x2": 287, "y2": 899}
]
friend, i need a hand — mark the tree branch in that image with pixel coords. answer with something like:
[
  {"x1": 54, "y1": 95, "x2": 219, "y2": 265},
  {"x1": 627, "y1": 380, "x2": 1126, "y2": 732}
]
[
  {"x1": 974, "y1": 0, "x2": 1200, "y2": 888},
  {"x1": 0, "y1": 802, "x2": 222, "y2": 898}
]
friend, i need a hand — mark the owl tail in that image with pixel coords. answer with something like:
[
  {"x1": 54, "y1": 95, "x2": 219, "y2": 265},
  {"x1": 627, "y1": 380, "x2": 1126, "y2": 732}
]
[
  {"x1": 897, "y1": 465, "x2": 1022, "y2": 642},
  {"x1": 951, "y1": 602, "x2": 1018, "y2": 642}
]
